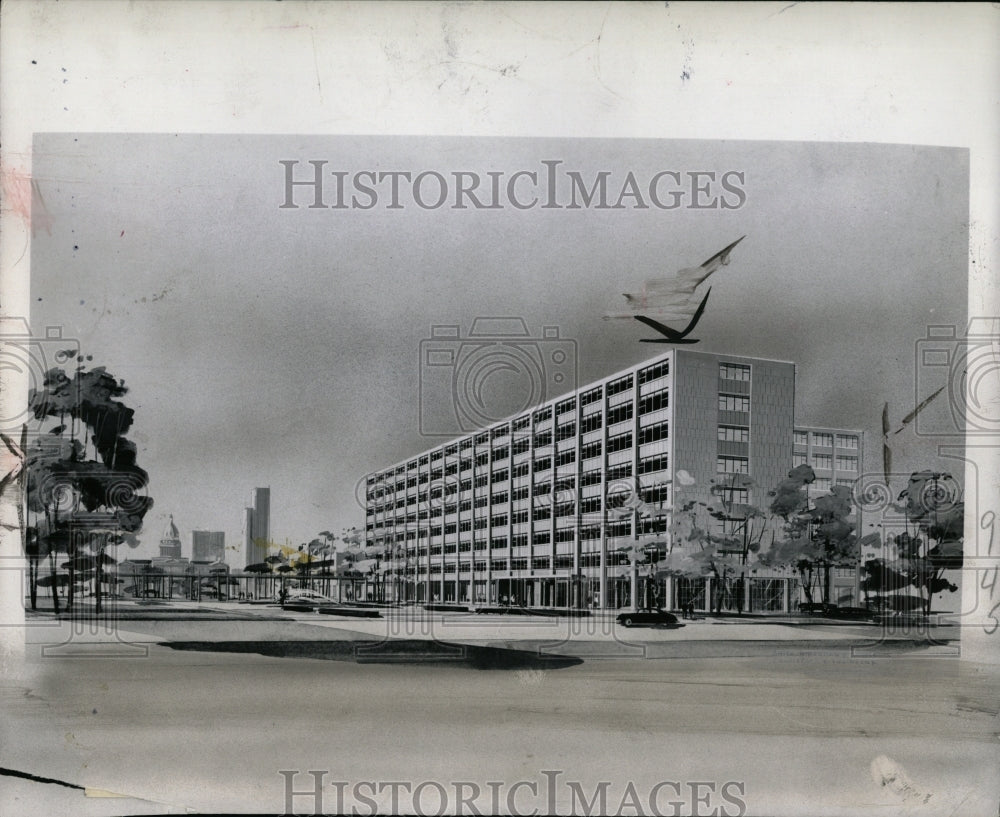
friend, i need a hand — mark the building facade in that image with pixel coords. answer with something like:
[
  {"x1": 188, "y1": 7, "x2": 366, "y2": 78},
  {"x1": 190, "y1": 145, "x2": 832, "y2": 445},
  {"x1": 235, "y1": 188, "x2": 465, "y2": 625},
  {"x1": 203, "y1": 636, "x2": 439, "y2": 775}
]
[
  {"x1": 244, "y1": 487, "x2": 271, "y2": 567},
  {"x1": 791, "y1": 425, "x2": 866, "y2": 606},
  {"x1": 366, "y1": 350, "x2": 809, "y2": 610},
  {"x1": 192, "y1": 530, "x2": 226, "y2": 563}
]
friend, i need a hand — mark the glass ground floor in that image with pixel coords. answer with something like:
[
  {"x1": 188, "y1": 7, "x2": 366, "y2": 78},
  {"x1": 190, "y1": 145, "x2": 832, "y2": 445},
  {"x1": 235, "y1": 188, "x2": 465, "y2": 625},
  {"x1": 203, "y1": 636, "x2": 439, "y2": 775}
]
[{"x1": 95, "y1": 569, "x2": 862, "y2": 612}]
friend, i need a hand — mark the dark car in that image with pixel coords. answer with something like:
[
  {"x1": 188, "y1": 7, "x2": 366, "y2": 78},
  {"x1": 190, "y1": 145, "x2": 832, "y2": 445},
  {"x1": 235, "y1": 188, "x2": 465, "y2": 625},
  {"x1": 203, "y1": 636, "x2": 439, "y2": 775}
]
[
  {"x1": 797, "y1": 602, "x2": 838, "y2": 615},
  {"x1": 828, "y1": 606, "x2": 877, "y2": 621},
  {"x1": 617, "y1": 609, "x2": 678, "y2": 627}
]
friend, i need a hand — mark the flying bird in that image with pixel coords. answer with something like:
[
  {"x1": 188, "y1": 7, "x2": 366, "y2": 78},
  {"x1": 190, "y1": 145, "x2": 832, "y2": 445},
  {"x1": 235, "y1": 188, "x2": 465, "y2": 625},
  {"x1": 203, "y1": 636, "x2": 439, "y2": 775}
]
[
  {"x1": 633, "y1": 289, "x2": 712, "y2": 344},
  {"x1": 603, "y1": 236, "x2": 745, "y2": 344},
  {"x1": 880, "y1": 386, "x2": 946, "y2": 487}
]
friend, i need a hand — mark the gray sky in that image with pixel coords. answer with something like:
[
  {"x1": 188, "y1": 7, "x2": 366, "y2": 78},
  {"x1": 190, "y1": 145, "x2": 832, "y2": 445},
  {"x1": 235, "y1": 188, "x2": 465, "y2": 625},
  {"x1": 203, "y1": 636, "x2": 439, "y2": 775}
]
[{"x1": 30, "y1": 135, "x2": 969, "y2": 559}]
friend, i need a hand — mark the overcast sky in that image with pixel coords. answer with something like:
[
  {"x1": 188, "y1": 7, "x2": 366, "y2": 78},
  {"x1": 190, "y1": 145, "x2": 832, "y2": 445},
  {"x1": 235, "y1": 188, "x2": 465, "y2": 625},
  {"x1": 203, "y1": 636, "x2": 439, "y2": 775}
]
[{"x1": 30, "y1": 135, "x2": 968, "y2": 559}]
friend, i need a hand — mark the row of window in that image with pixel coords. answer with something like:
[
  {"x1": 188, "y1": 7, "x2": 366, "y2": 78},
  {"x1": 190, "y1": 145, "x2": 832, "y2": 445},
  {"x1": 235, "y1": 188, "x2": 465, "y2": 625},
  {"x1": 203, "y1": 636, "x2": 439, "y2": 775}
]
[
  {"x1": 792, "y1": 453, "x2": 858, "y2": 471},
  {"x1": 793, "y1": 431, "x2": 859, "y2": 449}
]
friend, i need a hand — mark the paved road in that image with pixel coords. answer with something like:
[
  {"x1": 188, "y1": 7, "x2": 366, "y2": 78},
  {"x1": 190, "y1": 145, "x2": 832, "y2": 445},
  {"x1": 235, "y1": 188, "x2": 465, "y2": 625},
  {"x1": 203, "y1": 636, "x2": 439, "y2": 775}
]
[{"x1": 2, "y1": 616, "x2": 997, "y2": 816}]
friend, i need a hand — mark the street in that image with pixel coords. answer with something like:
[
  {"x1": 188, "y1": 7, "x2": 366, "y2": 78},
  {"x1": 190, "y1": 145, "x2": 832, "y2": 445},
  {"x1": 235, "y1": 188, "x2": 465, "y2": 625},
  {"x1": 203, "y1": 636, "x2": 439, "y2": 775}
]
[{"x1": 2, "y1": 611, "x2": 997, "y2": 816}]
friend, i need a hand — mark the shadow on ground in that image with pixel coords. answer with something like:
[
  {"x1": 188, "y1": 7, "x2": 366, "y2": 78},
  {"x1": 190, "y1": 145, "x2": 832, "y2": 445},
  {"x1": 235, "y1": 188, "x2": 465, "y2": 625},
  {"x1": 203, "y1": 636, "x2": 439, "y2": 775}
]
[{"x1": 162, "y1": 639, "x2": 584, "y2": 669}]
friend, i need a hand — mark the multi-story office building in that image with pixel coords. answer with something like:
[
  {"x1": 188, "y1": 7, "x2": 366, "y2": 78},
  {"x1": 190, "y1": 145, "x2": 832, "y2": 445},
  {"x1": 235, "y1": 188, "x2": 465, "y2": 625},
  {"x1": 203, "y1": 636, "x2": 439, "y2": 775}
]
[
  {"x1": 244, "y1": 487, "x2": 271, "y2": 567},
  {"x1": 192, "y1": 530, "x2": 226, "y2": 563},
  {"x1": 365, "y1": 350, "x2": 800, "y2": 610}
]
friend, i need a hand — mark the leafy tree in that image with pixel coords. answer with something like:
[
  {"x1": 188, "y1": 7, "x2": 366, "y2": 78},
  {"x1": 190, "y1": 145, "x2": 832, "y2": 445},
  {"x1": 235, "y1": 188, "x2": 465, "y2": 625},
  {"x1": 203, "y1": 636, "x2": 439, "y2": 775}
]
[
  {"x1": 765, "y1": 465, "x2": 859, "y2": 605},
  {"x1": 894, "y1": 471, "x2": 963, "y2": 614},
  {"x1": 26, "y1": 362, "x2": 153, "y2": 614}
]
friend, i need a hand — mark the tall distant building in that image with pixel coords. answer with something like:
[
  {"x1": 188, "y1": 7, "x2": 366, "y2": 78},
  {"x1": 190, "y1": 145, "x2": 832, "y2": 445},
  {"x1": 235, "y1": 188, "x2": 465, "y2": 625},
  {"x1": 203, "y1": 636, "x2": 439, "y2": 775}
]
[
  {"x1": 158, "y1": 515, "x2": 182, "y2": 559},
  {"x1": 244, "y1": 487, "x2": 271, "y2": 567},
  {"x1": 192, "y1": 530, "x2": 226, "y2": 563}
]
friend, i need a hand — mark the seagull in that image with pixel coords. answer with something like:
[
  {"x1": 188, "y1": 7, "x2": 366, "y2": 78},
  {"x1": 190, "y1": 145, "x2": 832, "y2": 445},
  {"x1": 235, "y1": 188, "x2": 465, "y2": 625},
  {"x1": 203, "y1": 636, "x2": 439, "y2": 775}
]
[
  {"x1": 880, "y1": 387, "x2": 946, "y2": 487},
  {"x1": 633, "y1": 289, "x2": 712, "y2": 344},
  {"x1": 603, "y1": 236, "x2": 745, "y2": 344}
]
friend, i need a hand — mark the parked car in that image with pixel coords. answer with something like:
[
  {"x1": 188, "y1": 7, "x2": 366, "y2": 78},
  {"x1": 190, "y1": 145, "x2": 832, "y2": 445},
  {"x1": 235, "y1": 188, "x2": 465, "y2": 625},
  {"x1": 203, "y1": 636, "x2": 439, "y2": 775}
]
[
  {"x1": 797, "y1": 602, "x2": 838, "y2": 615},
  {"x1": 617, "y1": 609, "x2": 679, "y2": 628},
  {"x1": 828, "y1": 606, "x2": 877, "y2": 621},
  {"x1": 281, "y1": 589, "x2": 337, "y2": 609}
]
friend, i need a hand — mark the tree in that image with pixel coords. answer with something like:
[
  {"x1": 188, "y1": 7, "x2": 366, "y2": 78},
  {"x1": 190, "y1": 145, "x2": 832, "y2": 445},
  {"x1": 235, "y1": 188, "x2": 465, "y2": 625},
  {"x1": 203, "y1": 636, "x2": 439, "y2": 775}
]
[
  {"x1": 765, "y1": 465, "x2": 859, "y2": 606},
  {"x1": 26, "y1": 362, "x2": 153, "y2": 615},
  {"x1": 895, "y1": 471, "x2": 963, "y2": 614}
]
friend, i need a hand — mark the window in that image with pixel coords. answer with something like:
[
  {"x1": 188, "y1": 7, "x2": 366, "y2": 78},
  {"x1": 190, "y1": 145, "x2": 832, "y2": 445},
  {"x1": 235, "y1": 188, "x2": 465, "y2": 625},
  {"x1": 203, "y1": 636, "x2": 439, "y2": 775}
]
[
  {"x1": 491, "y1": 490, "x2": 508, "y2": 505},
  {"x1": 717, "y1": 456, "x2": 749, "y2": 474},
  {"x1": 581, "y1": 441, "x2": 602, "y2": 460},
  {"x1": 641, "y1": 484, "x2": 669, "y2": 505},
  {"x1": 580, "y1": 525, "x2": 601, "y2": 541},
  {"x1": 606, "y1": 375, "x2": 634, "y2": 396},
  {"x1": 511, "y1": 534, "x2": 528, "y2": 548},
  {"x1": 534, "y1": 430, "x2": 552, "y2": 447},
  {"x1": 555, "y1": 528, "x2": 576, "y2": 543},
  {"x1": 606, "y1": 462, "x2": 632, "y2": 481},
  {"x1": 715, "y1": 487, "x2": 749, "y2": 506},
  {"x1": 607, "y1": 432, "x2": 633, "y2": 454},
  {"x1": 493, "y1": 446, "x2": 510, "y2": 461},
  {"x1": 581, "y1": 496, "x2": 601, "y2": 515},
  {"x1": 532, "y1": 506, "x2": 550, "y2": 522},
  {"x1": 492, "y1": 425, "x2": 509, "y2": 440},
  {"x1": 607, "y1": 519, "x2": 631, "y2": 538},
  {"x1": 793, "y1": 431, "x2": 809, "y2": 446},
  {"x1": 835, "y1": 456, "x2": 858, "y2": 471},
  {"x1": 836, "y1": 477, "x2": 855, "y2": 488},
  {"x1": 512, "y1": 463, "x2": 529, "y2": 478},
  {"x1": 557, "y1": 449, "x2": 576, "y2": 466},
  {"x1": 718, "y1": 394, "x2": 750, "y2": 412},
  {"x1": 812, "y1": 477, "x2": 832, "y2": 492},
  {"x1": 607, "y1": 403, "x2": 633, "y2": 425},
  {"x1": 719, "y1": 362, "x2": 751, "y2": 381},
  {"x1": 556, "y1": 397, "x2": 577, "y2": 415},
  {"x1": 512, "y1": 415, "x2": 531, "y2": 431},
  {"x1": 638, "y1": 391, "x2": 669, "y2": 414},
  {"x1": 556, "y1": 422, "x2": 576, "y2": 441},
  {"x1": 638, "y1": 421, "x2": 669, "y2": 444},
  {"x1": 512, "y1": 436, "x2": 530, "y2": 455},
  {"x1": 511, "y1": 486, "x2": 529, "y2": 501},
  {"x1": 491, "y1": 468, "x2": 508, "y2": 483},
  {"x1": 554, "y1": 555, "x2": 574, "y2": 569},
  {"x1": 532, "y1": 556, "x2": 550, "y2": 570},
  {"x1": 581, "y1": 413, "x2": 603, "y2": 433},
  {"x1": 510, "y1": 558, "x2": 528, "y2": 571},
  {"x1": 490, "y1": 536, "x2": 507, "y2": 549},
  {"x1": 638, "y1": 454, "x2": 668, "y2": 475},
  {"x1": 836, "y1": 434, "x2": 859, "y2": 449},
  {"x1": 533, "y1": 457, "x2": 552, "y2": 473},
  {"x1": 717, "y1": 425, "x2": 749, "y2": 442},
  {"x1": 474, "y1": 495, "x2": 488, "y2": 509},
  {"x1": 491, "y1": 514, "x2": 507, "y2": 527},
  {"x1": 813, "y1": 454, "x2": 833, "y2": 470},
  {"x1": 491, "y1": 559, "x2": 508, "y2": 571},
  {"x1": 533, "y1": 406, "x2": 552, "y2": 423},
  {"x1": 638, "y1": 359, "x2": 669, "y2": 384},
  {"x1": 580, "y1": 387, "x2": 603, "y2": 407},
  {"x1": 580, "y1": 470, "x2": 601, "y2": 487},
  {"x1": 511, "y1": 510, "x2": 529, "y2": 525},
  {"x1": 812, "y1": 432, "x2": 833, "y2": 447},
  {"x1": 532, "y1": 531, "x2": 550, "y2": 545},
  {"x1": 793, "y1": 452, "x2": 808, "y2": 466}
]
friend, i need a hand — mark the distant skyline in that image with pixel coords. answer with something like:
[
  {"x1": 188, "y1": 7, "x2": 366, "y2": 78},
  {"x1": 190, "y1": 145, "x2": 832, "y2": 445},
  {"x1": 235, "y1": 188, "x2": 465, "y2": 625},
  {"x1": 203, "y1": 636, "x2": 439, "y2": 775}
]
[{"x1": 30, "y1": 135, "x2": 969, "y2": 559}]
